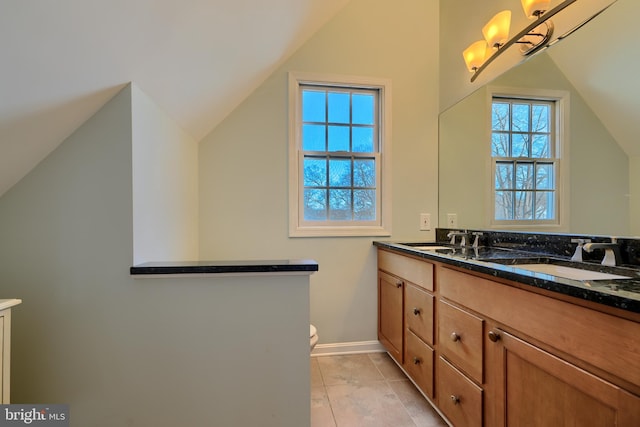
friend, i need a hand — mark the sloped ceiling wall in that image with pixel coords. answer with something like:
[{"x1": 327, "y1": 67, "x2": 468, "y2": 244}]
[
  {"x1": 0, "y1": 0, "x2": 350, "y2": 197},
  {"x1": 4, "y1": 0, "x2": 635, "y2": 199},
  {"x1": 548, "y1": 0, "x2": 639, "y2": 157}
]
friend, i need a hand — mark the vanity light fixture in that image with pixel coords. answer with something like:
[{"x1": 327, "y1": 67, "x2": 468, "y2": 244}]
[
  {"x1": 462, "y1": 40, "x2": 489, "y2": 72},
  {"x1": 522, "y1": 0, "x2": 552, "y2": 18},
  {"x1": 483, "y1": 10, "x2": 512, "y2": 49},
  {"x1": 464, "y1": 0, "x2": 577, "y2": 82}
]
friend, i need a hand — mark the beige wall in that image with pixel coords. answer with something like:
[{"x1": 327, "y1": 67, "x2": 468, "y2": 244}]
[
  {"x1": 0, "y1": 84, "x2": 312, "y2": 426},
  {"x1": 631, "y1": 157, "x2": 640, "y2": 236},
  {"x1": 132, "y1": 84, "x2": 199, "y2": 264},
  {"x1": 198, "y1": 0, "x2": 440, "y2": 345}
]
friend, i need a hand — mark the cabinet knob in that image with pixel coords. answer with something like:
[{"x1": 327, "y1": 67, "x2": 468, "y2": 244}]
[
  {"x1": 450, "y1": 395, "x2": 460, "y2": 405},
  {"x1": 450, "y1": 332, "x2": 460, "y2": 342},
  {"x1": 396, "y1": 281, "x2": 403, "y2": 288},
  {"x1": 413, "y1": 357, "x2": 421, "y2": 365},
  {"x1": 488, "y1": 330, "x2": 501, "y2": 342},
  {"x1": 413, "y1": 308, "x2": 421, "y2": 316}
]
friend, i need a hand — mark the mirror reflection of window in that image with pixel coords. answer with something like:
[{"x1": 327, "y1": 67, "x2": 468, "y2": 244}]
[{"x1": 491, "y1": 97, "x2": 557, "y2": 223}]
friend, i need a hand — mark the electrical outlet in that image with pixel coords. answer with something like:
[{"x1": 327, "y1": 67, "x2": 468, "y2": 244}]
[
  {"x1": 447, "y1": 213, "x2": 458, "y2": 228},
  {"x1": 420, "y1": 213, "x2": 431, "y2": 231}
]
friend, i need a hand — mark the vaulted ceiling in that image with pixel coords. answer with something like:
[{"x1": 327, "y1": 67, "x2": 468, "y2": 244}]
[
  {"x1": 548, "y1": 0, "x2": 639, "y2": 157},
  {"x1": 1, "y1": 0, "x2": 636, "y2": 198},
  {"x1": 0, "y1": 0, "x2": 350, "y2": 196}
]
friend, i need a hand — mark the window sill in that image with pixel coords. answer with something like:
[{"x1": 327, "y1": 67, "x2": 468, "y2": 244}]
[{"x1": 290, "y1": 225, "x2": 391, "y2": 238}]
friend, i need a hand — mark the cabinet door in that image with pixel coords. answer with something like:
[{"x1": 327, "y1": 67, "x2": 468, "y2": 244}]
[
  {"x1": 378, "y1": 271, "x2": 403, "y2": 363},
  {"x1": 486, "y1": 328, "x2": 640, "y2": 427}
]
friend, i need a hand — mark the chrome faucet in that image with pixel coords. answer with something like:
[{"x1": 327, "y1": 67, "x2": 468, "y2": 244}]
[
  {"x1": 447, "y1": 230, "x2": 471, "y2": 247},
  {"x1": 471, "y1": 232, "x2": 484, "y2": 249},
  {"x1": 583, "y1": 238, "x2": 621, "y2": 267},
  {"x1": 570, "y1": 238, "x2": 591, "y2": 262}
]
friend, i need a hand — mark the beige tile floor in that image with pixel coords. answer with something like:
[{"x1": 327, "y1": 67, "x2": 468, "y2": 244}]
[{"x1": 311, "y1": 352, "x2": 449, "y2": 427}]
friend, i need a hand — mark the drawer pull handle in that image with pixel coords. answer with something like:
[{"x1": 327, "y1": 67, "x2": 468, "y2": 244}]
[
  {"x1": 488, "y1": 330, "x2": 501, "y2": 342},
  {"x1": 413, "y1": 308, "x2": 421, "y2": 315},
  {"x1": 450, "y1": 332, "x2": 460, "y2": 342},
  {"x1": 450, "y1": 395, "x2": 460, "y2": 405},
  {"x1": 413, "y1": 357, "x2": 421, "y2": 365},
  {"x1": 396, "y1": 281, "x2": 403, "y2": 288}
]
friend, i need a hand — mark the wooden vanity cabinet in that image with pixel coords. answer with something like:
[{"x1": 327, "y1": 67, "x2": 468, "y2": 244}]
[
  {"x1": 378, "y1": 250, "x2": 435, "y2": 395},
  {"x1": 485, "y1": 326, "x2": 640, "y2": 427},
  {"x1": 377, "y1": 248, "x2": 640, "y2": 426},
  {"x1": 439, "y1": 265, "x2": 640, "y2": 427}
]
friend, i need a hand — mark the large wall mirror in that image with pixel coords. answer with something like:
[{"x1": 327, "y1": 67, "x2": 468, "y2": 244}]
[{"x1": 439, "y1": 0, "x2": 639, "y2": 236}]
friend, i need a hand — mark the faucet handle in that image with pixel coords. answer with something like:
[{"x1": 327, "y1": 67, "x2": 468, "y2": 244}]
[
  {"x1": 471, "y1": 232, "x2": 484, "y2": 248},
  {"x1": 570, "y1": 239, "x2": 590, "y2": 262},
  {"x1": 447, "y1": 230, "x2": 468, "y2": 245},
  {"x1": 583, "y1": 239, "x2": 622, "y2": 266}
]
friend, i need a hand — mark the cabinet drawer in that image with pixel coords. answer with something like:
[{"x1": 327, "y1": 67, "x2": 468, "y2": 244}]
[
  {"x1": 405, "y1": 329, "x2": 434, "y2": 398},
  {"x1": 378, "y1": 250, "x2": 433, "y2": 291},
  {"x1": 405, "y1": 283, "x2": 434, "y2": 345},
  {"x1": 438, "y1": 356, "x2": 482, "y2": 427},
  {"x1": 438, "y1": 299, "x2": 484, "y2": 383}
]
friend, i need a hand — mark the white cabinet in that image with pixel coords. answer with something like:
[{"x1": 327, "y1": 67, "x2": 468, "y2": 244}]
[{"x1": 0, "y1": 299, "x2": 21, "y2": 404}]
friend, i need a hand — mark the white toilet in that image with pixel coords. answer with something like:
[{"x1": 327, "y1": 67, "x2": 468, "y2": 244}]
[{"x1": 310, "y1": 324, "x2": 319, "y2": 351}]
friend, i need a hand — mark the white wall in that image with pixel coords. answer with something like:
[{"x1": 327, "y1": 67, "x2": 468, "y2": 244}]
[
  {"x1": 198, "y1": 0, "x2": 440, "y2": 345},
  {"x1": 132, "y1": 83, "x2": 199, "y2": 264},
  {"x1": 0, "y1": 85, "x2": 311, "y2": 426}
]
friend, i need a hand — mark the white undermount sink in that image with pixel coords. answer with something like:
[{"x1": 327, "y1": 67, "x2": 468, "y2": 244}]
[
  {"x1": 412, "y1": 246, "x2": 452, "y2": 251},
  {"x1": 512, "y1": 264, "x2": 631, "y2": 281}
]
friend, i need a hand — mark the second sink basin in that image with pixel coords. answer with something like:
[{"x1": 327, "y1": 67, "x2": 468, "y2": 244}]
[
  {"x1": 506, "y1": 263, "x2": 631, "y2": 281},
  {"x1": 412, "y1": 246, "x2": 453, "y2": 251}
]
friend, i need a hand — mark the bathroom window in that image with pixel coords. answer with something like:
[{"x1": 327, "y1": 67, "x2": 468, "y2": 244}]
[
  {"x1": 288, "y1": 72, "x2": 391, "y2": 237},
  {"x1": 490, "y1": 89, "x2": 569, "y2": 228}
]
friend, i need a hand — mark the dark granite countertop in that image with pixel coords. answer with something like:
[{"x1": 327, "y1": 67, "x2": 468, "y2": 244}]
[
  {"x1": 130, "y1": 259, "x2": 319, "y2": 276},
  {"x1": 374, "y1": 241, "x2": 640, "y2": 314}
]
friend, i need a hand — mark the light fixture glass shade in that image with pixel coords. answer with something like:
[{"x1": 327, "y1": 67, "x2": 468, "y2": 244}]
[
  {"x1": 482, "y1": 10, "x2": 511, "y2": 49},
  {"x1": 521, "y1": 0, "x2": 551, "y2": 18},
  {"x1": 462, "y1": 40, "x2": 488, "y2": 72}
]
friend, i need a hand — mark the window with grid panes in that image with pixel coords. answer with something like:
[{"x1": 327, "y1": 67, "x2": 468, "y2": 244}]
[
  {"x1": 491, "y1": 97, "x2": 559, "y2": 224},
  {"x1": 288, "y1": 73, "x2": 391, "y2": 237}
]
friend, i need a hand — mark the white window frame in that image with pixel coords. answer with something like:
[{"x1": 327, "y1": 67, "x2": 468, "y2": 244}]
[
  {"x1": 487, "y1": 86, "x2": 570, "y2": 231},
  {"x1": 288, "y1": 71, "x2": 392, "y2": 237}
]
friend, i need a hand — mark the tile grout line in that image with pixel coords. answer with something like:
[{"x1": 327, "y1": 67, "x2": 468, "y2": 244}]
[
  {"x1": 315, "y1": 356, "x2": 339, "y2": 427},
  {"x1": 367, "y1": 353, "x2": 421, "y2": 427}
]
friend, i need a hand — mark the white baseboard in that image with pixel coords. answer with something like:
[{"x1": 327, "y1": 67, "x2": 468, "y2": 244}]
[{"x1": 311, "y1": 340, "x2": 386, "y2": 357}]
